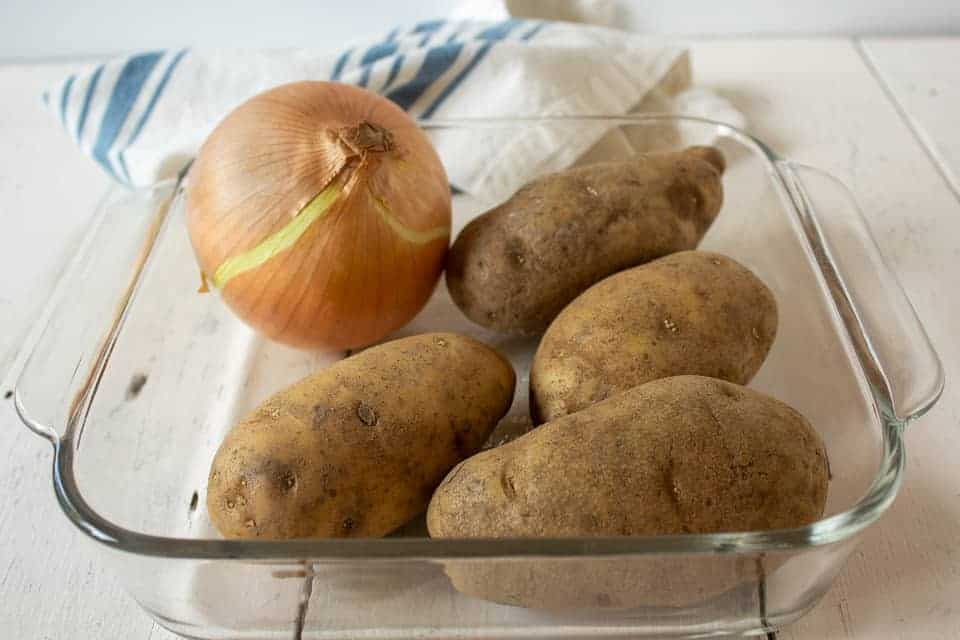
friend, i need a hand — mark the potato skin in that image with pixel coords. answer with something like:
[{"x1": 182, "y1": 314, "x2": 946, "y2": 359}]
[
  {"x1": 207, "y1": 333, "x2": 515, "y2": 539},
  {"x1": 446, "y1": 146, "x2": 725, "y2": 335},
  {"x1": 428, "y1": 375, "x2": 828, "y2": 539},
  {"x1": 430, "y1": 376, "x2": 826, "y2": 609},
  {"x1": 530, "y1": 250, "x2": 777, "y2": 424}
]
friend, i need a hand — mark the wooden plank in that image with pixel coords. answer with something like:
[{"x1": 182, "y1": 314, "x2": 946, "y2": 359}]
[
  {"x1": 860, "y1": 38, "x2": 960, "y2": 198},
  {"x1": 687, "y1": 38, "x2": 960, "y2": 640},
  {"x1": 0, "y1": 64, "x2": 110, "y2": 382},
  {"x1": 0, "y1": 63, "x2": 169, "y2": 639}
]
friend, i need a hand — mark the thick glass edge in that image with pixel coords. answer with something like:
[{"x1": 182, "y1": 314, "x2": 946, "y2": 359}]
[
  {"x1": 28, "y1": 114, "x2": 930, "y2": 560},
  {"x1": 774, "y1": 160, "x2": 945, "y2": 424}
]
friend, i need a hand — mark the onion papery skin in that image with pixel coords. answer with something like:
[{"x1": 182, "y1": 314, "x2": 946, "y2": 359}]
[{"x1": 186, "y1": 82, "x2": 451, "y2": 350}]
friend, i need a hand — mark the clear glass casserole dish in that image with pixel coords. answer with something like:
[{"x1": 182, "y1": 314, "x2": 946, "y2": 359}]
[{"x1": 15, "y1": 115, "x2": 943, "y2": 639}]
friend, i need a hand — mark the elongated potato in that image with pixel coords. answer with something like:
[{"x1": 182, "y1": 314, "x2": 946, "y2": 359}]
[
  {"x1": 530, "y1": 250, "x2": 776, "y2": 424},
  {"x1": 428, "y1": 376, "x2": 828, "y2": 608},
  {"x1": 207, "y1": 333, "x2": 515, "y2": 539},
  {"x1": 430, "y1": 375, "x2": 828, "y2": 538},
  {"x1": 446, "y1": 146, "x2": 725, "y2": 334}
]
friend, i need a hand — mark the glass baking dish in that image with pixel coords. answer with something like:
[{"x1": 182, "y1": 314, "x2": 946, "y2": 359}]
[{"x1": 15, "y1": 115, "x2": 943, "y2": 639}]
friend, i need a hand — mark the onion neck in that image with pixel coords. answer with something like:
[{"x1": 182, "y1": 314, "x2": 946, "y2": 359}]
[{"x1": 337, "y1": 121, "x2": 394, "y2": 156}]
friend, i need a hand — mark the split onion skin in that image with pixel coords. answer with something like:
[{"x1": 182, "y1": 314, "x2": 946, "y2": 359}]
[{"x1": 186, "y1": 81, "x2": 451, "y2": 350}]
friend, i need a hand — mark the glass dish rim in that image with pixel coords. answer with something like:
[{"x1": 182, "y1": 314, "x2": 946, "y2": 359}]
[{"x1": 16, "y1": 113, "x2": 942, "y2": 562}]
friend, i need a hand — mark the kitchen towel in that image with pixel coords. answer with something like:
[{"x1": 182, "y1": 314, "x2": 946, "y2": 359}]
[{"x1": 43, "y1": 17, "x2": 741, "y2": 200}]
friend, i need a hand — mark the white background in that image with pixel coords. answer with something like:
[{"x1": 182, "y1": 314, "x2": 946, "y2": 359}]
[{"x1": 2, "y1": 0, "x2": 960, "y2": 60}]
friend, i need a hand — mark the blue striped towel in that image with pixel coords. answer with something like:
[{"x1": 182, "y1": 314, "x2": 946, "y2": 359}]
[{"x1": 44, "y1": 18, "x2": 720, "y2": 199}]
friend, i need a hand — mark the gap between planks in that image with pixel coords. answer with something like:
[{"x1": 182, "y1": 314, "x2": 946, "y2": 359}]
[{"x1": 854, "y1": 38, "x2": 960, "y2": 205}]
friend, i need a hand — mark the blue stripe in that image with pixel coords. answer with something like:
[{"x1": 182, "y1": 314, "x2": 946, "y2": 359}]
[
  {"x1": 446, "y1": 27, "x2": 464, "y2": 43},
  {"x1": 381, "y1": 54, "x2": 404, "y2": 92},
  {"x1": 476, "y1": 18, "x2": 523, "y2": 41},
  {"x1": 117, "y1": 48, "x2": 189, "y2": 184},
  {"x1": 421, "y1": 43, "x2": 492, "y2": 118},
  {"x1": 59, "y1": 74, "x2": 76, "y2": 127},
  {"x1": 117, "y1": 153, "x2": 133, "y2": 186},
  {"x1": 412, "y1": 19, "x2": 445, "y2": 34},
  {"x1": 419, "y1": 32, "x2": 434, "y2": 47},
  {"x1": 358, "y1": 41, "x2": 399, "y2": 89},
  {"x1": 42, "y1": 91, "x2": 50, "y2": 106},
  {"x1": 75, "y1": 65, "x2": 104, "y2": 141},
  {"x1": 386, "y1": 27, "x2": 399, "y2": 41},
  {"x1": 362, "y1": 41, "x2": 398, "y2": 64},
  {"x1": 91, "y1": 51, "x2": 164, "y2": 180},
  {"x1": 386, "y1": 43, "x2": 463, "y2": 111},
  {"x1": 521, "y1": 21, "x2": 546, "y2": 40},
  {"x1": 420, "y1": 21, "x2": 523, "y2": 119},
  {"x1": 357, "y1": 66, "x2": 371, "y2": 88},
  {"x1": 331, "y1": 48, "x2": 352, "y2": 81},
  {"x1": 121, "y1": 49, "x2": 187, "y2": 149}
]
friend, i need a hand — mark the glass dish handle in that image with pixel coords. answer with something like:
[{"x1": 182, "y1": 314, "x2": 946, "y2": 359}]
[
  {"x1": 777, "y1": 161, "x2": 944, "y2": 424},
  {"x1": 13, "y1": 179, "x2": 180, "y2": 445}
]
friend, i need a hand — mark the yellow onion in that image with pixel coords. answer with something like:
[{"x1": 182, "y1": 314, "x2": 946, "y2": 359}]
[{"x1": 186, "y1": 81, "x2": 451, "y2": 350}]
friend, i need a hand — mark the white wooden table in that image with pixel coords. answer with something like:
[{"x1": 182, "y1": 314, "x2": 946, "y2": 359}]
[{"x1": 1, "y1": 38, "x2": 958, "y2": 639}]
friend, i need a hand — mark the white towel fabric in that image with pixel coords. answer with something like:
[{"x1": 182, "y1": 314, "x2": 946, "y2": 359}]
[{"x1": 44, "y1": 17, "x2": 742, "y2": 200}]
